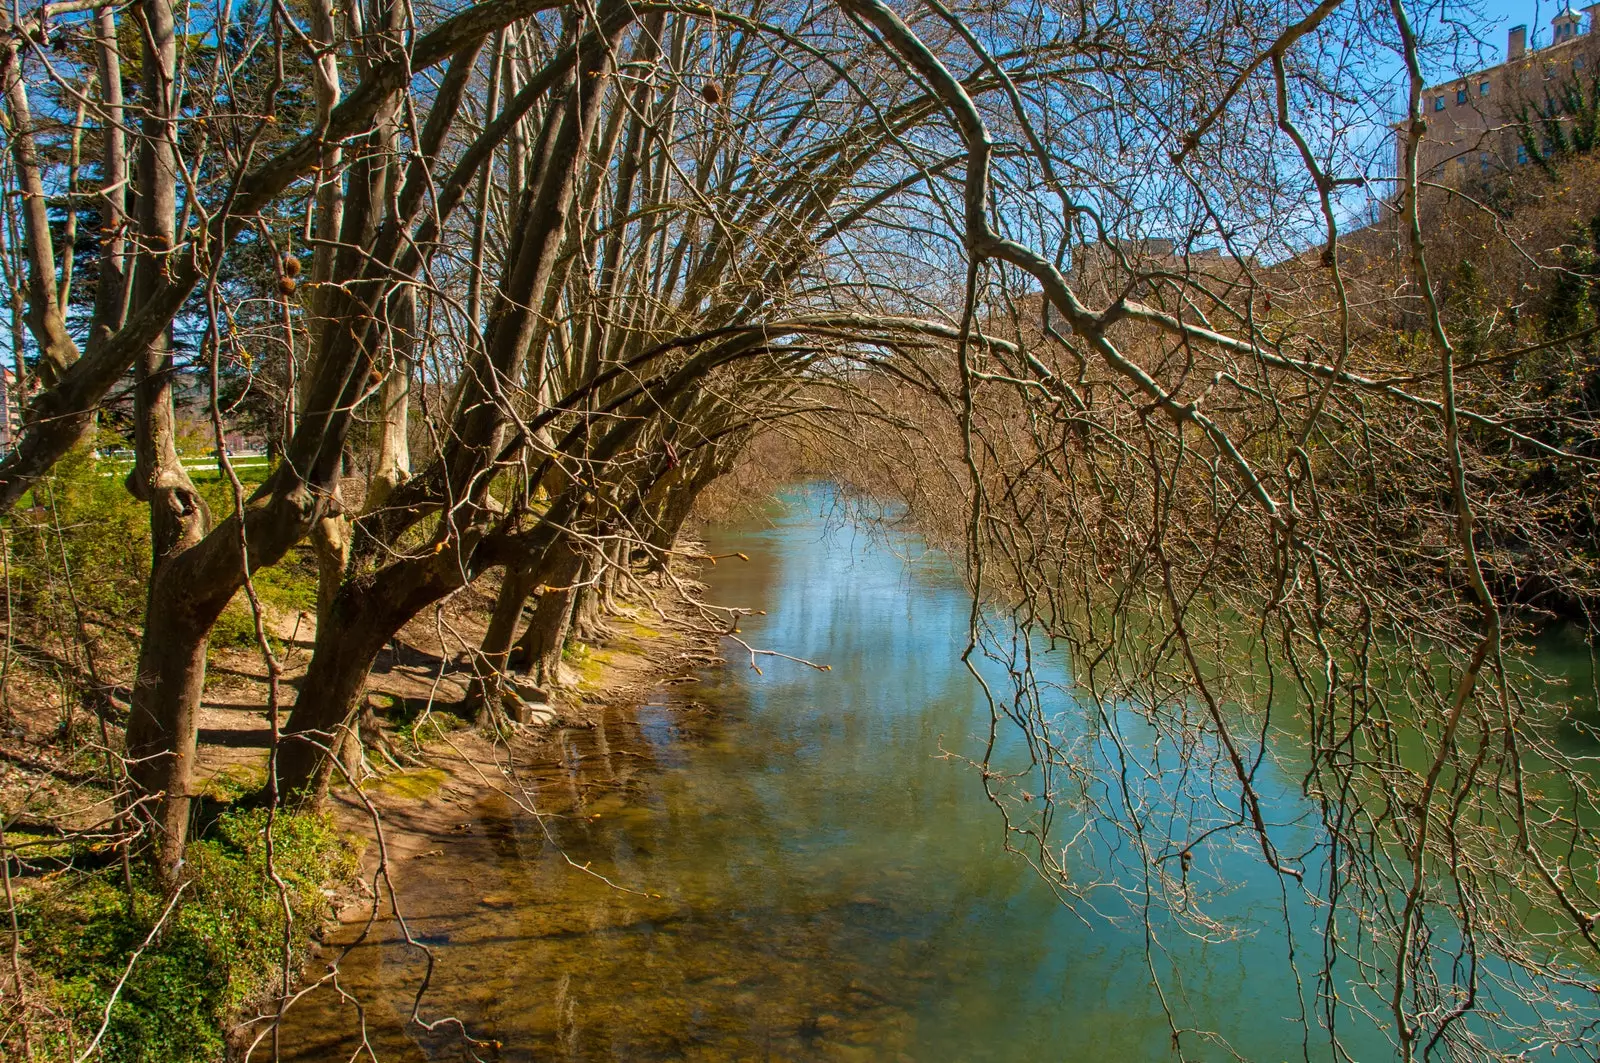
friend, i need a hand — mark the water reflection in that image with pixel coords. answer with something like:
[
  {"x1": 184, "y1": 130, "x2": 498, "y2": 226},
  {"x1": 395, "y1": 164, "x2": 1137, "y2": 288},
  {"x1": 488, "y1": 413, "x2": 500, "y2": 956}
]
[{"x1": 280, "y1": 489, "x2": 1409, "y2": 1061}]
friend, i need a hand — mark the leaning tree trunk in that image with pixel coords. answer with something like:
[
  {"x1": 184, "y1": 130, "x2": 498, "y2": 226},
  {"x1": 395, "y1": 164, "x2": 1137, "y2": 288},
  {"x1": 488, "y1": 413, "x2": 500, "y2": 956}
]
[
  {"x1": 570, "y1": 546, "x2": 610, "y2": 642},
  {"x1": 366, "y1": 284, "x2": 414, "y2": 510},
  {"x1": 276, "y1": 550, "x2": 462, "y2": 802},
  {"x1": 599, "y1": 536, "x2": 629, "y2": 612},
  {"x1": 277, "y1": 0, "x2": 639, "y2": 800},
  {"x1": 464, "y1": 556, "x2": 543, "y2": 720},
  {"x1": 508, "y1": 536, "x2": 584, "y2": 687},
  {"x1": 78, "y1": 0, "x2": 552, "y2": 880}
]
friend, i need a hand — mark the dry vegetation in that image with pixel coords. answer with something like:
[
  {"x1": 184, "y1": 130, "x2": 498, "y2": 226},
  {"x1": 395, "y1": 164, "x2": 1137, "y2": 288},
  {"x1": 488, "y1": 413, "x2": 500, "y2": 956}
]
[{"x1": 1, "y1": 0, "x2": 1600, "y2": 1057}]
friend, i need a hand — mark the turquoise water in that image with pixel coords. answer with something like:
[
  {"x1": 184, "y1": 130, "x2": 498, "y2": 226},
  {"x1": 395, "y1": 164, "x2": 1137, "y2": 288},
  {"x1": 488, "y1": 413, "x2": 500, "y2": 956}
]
[{"x1": 280, "y1": 488, "x2": 1593, "y2": 1060}]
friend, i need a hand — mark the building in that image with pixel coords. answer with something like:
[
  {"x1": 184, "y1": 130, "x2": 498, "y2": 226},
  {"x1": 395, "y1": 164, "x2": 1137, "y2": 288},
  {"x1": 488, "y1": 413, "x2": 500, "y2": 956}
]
[{"x1": 1399, "y1": 7, "x2": 1600, "y2": 187}]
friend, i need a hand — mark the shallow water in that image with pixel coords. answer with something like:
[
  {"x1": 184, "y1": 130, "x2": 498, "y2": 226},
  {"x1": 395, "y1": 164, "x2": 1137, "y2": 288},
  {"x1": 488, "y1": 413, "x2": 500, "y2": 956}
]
[{"x1": 276, "y1": 490, "x2": 1590, "y2": 1061}]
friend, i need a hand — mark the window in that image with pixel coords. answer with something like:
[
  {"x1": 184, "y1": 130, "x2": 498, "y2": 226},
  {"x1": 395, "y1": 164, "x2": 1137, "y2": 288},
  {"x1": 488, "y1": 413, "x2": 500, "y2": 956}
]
[
  {"x1": 1480, "y1": 151, "x2": 1491, "y2": 173},
  {"x1": 1480, "y1": 80, "x2": 1491, "y2": 96},
  {"x1": 1517, "y1": 143, "x2": 1529, "y2": 164},
  {"x1": 1577, "y1": 57, "x2": 1586, "y2": 70},
  {"x1": 1456, "y1": 87, "x2": 1467, "y2": 103},
  {"x1": 1434, "y1": 95, "x2": 1446, "y2": 111}
]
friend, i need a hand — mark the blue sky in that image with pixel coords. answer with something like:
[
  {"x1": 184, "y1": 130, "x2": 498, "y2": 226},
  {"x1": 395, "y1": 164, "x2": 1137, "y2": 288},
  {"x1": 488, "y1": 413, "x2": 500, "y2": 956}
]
[{"x1": 1435, "y1": 0, "x2": 1592, "y2": 73}]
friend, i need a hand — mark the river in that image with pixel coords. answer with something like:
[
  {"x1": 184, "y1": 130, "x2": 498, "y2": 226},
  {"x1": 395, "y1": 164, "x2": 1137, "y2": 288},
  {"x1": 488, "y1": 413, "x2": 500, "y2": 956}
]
[{"x1": 277, "y1": 487, "x2": 1596, "y2": 1061}]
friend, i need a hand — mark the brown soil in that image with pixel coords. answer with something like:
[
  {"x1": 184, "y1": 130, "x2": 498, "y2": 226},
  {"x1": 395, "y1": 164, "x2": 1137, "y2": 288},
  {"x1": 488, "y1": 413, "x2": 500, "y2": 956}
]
[
  {"x1": 0, "y1": 563, "x2": 725, "y2": 884},
  {"x1": 305, "y1": 580, "x2": 726, "y2": 893}
]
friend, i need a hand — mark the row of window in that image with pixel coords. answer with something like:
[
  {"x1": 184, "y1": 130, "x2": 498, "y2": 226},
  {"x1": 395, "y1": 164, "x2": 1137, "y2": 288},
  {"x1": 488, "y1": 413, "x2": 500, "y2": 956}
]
[
  {"x1": 1455, "y1": 145, "x2": 1535, "y2": 170},
  {"x1": 1430, "y1": 56, "x2": 1587, "y2": 110},
  {"x1": 1431, "y1": 146, "x2": 1537, "y2": 180},
  {"x1": 1435, "y1": 81, "x2": 1491, "y2": 110}
]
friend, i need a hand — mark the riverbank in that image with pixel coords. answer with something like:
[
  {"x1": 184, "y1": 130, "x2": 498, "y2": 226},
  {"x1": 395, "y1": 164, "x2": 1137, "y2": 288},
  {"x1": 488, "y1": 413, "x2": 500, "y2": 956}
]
[
  {"x1": 0, "y1": 549, "x2": 727, "y2": 1060},
  {"x1": 236, "y1": 562, "x2": 727, "y2": 1052},
  {"x1": 296, "y1": 566, "x2": 726, "y2": 893}
]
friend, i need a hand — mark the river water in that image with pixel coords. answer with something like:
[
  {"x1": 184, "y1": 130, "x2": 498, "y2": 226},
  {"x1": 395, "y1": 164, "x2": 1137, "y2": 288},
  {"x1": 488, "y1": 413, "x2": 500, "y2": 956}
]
[{"x1": 277, "y1": 488, "x2": 1595, "y2": 1061}]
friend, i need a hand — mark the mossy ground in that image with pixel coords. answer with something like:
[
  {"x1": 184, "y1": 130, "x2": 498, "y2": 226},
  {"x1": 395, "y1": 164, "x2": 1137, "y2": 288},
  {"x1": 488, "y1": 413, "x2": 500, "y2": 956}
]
[
  {"x1": 4, "y1": 808, "x2": 360, "y2": 1062},
  {"x1": 564, "y1": 641, "x2": 614, "y2": 690},
  {"x1": 365, "y1": 767, "x2": 449, "y2": 800}
]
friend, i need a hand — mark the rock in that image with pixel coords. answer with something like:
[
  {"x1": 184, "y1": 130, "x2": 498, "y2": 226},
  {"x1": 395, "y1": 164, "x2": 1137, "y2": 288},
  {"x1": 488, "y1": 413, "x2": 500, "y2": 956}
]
[
  {"x1": 518, "y1": 701, "x2": 558, "y2": 726},
  {"x1": 510, "y1": 678, "x2": 550, "y2": 703},
  {"x1": 479, "y1": 894, "x2": 516, "y2": 910},
  {"x1": 499, "y1": 690, "x2": 558, "y2": 726},
  {"x1": 363, "y1": 691, "x2": 399, "y2": 714}
]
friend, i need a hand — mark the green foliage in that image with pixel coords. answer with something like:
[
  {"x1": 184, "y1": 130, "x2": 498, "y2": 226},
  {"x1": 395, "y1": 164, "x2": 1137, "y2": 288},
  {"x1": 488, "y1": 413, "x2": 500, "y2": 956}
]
[
  {"x1": 13, "y1": 808, "x2": 359, "y2": 1063},
  {"x1": 4, "y1": 444, "x2": 314, "y2": 654},
  {"x1": 1441, "y1": 258, "x2": 1496, "y2": 357},
  {"x1": 6, "y1": 444, "x2": 152, "y2": 620},
  {"x1": 1518, "y1": 69, "x2": 1600, "y2": 175},
  {"x1": 196, "y1": 465, "x2": 320, "y2": 651},
  {"x1": 1539, "y1": 210, "x2": 1600, "y2": 343}
]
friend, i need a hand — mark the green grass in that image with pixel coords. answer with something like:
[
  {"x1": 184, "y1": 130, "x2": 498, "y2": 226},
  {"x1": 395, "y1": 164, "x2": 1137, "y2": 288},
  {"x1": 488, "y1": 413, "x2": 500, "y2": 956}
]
[
  {"x1": 10, "y1": 808, "x2": 360, "y2": 1063},
  {"x1": 5, "y1": 443, "x2": 311, "y2": 650}
]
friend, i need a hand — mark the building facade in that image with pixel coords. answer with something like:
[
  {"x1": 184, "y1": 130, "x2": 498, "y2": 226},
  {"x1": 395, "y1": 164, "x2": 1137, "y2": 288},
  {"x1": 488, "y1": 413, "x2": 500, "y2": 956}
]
[{"x1": 1399, "y1": 7, "x2": 1600, "y2": 187}]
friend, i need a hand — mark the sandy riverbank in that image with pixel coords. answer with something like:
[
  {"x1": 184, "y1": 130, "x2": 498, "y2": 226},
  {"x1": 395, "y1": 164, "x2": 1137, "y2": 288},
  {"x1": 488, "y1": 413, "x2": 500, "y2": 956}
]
[{"x1": 210, "y1": 569, "x2": 729, "y2": 1053}]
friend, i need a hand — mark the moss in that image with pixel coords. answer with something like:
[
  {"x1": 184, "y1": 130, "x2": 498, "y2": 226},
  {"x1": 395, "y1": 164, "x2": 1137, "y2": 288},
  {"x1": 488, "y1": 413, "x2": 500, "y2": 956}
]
[
  {"x1": 393, "y1": 706, "x2": 468, "y2": 748},
  {"x1": 578, "y1": 647, "x2": 613, "y2": 688},
  {"x1": 365, "y1": 767, "x2": 448, "y2": 800},
  {"x1": 200, "y1": 764, "x2": 269, "y2": 803},
  {"x1": 562, "y1": 641, "x2": 611, "y2": 688},
  {"x1": 10, "y1": 808, "x2": 359, "y2": 1063}
]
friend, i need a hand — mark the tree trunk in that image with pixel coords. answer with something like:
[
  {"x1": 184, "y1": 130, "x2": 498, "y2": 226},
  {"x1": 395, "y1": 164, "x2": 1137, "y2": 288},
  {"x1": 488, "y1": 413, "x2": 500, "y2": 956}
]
[
  {"x1": 366, "y1": 286, "x2": 414, "y2": 510},
  {"x1": 121, "y1": 0, "x2": 211, "y2": 888},
  {"x1": 276, "y1": 583, "x2": 408, "y2": 804},
  {"x1": 310, "y1": 511, "x2": 350, "y2": 636},
  {"x1": 570, "y1": 547, "x2": 609, "y2": 642},
  {"x1": 89, "y1": 4, "x2": 128, "y2": 353},
  {"x1": 278, "y1": 511, "x2": 569, "y2": 798},
  {"x1": 0, "y1": 38, "x2": 78, "y2": 384},
  {"x1": 466, "y1": 559, "x2": 541, "y2": 719},
  {"x1": 124, "y1": 603, "x2": 208, "y2": 883},
  {"x1": 274, "y1": 0, "x2": 634, "y2": 800},
  {"x1": 509, "y1": 537, "x2": 583, "y2": 687}
]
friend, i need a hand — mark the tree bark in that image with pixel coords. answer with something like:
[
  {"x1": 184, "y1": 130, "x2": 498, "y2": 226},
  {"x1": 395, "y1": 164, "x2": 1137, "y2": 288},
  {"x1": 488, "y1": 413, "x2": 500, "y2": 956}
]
[
  {"x1": 0, "y1": 37, "x2": 78, "y2": 385},
  {"x1": 278, "y1": 508, "x2": 570, "y2": 798},
  {"x1": 508, "y1": 536, "x2": 583, "y2": 686},
  {"x1": 272, "y1": 0, "x2": 633, "y2": 804},
  {"x1": 89, "y1": 5, "x2": 129, "y2": 353},
  {"x1": 366, "y1": 285, "x2": 414, "y2": 509},
  {"x1": 122, "y1": 0, "x2": 213, "y2": 887},
  {"x1": 466, "y1": 558, "x2": 542, "y2": 719}
]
